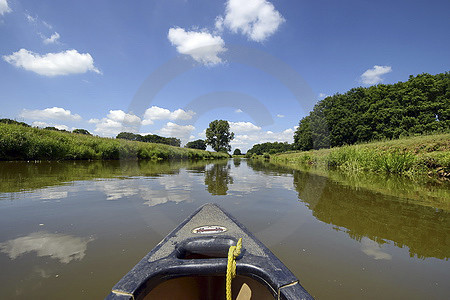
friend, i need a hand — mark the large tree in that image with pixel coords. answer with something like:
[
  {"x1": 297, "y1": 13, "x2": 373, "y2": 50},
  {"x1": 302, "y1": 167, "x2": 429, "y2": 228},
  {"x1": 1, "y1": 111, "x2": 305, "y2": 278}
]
[{"x1": 205, "y1": 120, "x2": 234, "y2": 152}]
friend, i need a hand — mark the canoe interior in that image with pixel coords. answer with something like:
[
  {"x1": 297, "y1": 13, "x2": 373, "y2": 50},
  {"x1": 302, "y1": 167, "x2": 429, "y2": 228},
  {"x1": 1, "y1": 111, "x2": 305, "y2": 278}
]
[{"x1": 144, "y1": 275, "x2": 274, "y2": 300}]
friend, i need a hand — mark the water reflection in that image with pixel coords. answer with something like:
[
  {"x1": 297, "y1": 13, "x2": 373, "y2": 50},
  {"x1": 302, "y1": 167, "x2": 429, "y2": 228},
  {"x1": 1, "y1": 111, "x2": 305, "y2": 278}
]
[
  {"x1": 233, "y1": 158, "x2": 242, "y2": 167},
  {"x1": 204, "y1": 162, "x2": 234, "y2": 195},
  {"x1": 293, "y1": 170, "x2": 450, "y2": 260},
  {"x1": 360, "y1": 237, "x2": 392, "y2": 260},
  {"x1": 0, "y1": 160, "x2": 227, "y2": 197},
  {"x1": 0, "y1": 231, "x2": 94, "y2": 263}
]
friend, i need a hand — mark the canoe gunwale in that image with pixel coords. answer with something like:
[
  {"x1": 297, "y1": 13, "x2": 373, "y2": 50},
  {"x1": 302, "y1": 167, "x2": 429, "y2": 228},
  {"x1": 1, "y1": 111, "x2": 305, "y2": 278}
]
[{"x1": 106, "y1": 203, "x2": 314, "y2": 300}]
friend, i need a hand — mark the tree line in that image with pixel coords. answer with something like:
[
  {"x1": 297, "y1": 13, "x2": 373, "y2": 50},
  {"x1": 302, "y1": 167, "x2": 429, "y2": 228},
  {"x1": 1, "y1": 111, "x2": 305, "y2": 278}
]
[
  {"x1": 116, "y1": 132, "x2": 181, "y2": 147},
  {"x1": 294, "y1": 72, "x2": 449, "y2": 150}
]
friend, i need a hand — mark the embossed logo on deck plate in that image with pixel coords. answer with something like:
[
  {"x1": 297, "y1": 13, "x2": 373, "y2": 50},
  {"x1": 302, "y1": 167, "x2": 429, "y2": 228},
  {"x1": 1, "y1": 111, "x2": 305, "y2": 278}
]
[{"x1": 192, "y1": 225, "x2": 227, "y2": 234}]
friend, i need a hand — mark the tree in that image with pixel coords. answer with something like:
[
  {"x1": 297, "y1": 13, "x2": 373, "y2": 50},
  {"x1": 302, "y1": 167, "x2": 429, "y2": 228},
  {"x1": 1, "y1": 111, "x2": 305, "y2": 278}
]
[
  {"x1": 293, "y1": 72, "x2": 450, "y2": 150},
  {"x1": 44, "y1": 126, "x2": 68, "y2": 132},
  {"x1": 185, "y1": 139, "x2": 207, "y2": 150},
  {"x1": 72, "y1": 129, "x2": 91, "y2": 135},
  {"x1": 233, "y1": 148, "x2": 242, "y2": 155},
  {"x1": 116, "y1": 132, "x2": 142, "y2": 141},
  {"x1": 0, "y1": 118, "x2": 30, "y2": 127},
  {"x1": 205, "y1": 120, "x2": 234, "y2": 152}
]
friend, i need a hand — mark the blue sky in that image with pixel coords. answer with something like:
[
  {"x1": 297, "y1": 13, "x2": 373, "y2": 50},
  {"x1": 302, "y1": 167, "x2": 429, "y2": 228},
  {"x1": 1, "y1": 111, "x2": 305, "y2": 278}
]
[{"x1": 1, "y1": 0, "x2": 449, "y2": 151}]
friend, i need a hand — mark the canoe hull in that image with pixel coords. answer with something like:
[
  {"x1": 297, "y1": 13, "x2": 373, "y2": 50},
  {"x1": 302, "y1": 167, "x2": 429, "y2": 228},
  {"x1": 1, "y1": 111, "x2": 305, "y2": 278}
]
[{"x1": 106, "y1": 203, "x2": 314, "y2": 300}]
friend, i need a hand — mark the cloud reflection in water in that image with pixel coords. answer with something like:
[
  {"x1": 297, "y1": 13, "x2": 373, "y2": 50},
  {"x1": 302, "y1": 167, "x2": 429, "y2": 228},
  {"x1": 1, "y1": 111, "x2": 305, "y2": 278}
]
[
  {"x1": 361, "y1": 237, "x2": 392, "y2": 260},
  {"x1": 0, "y1": 231, "x2": 94, "y2": 263}
]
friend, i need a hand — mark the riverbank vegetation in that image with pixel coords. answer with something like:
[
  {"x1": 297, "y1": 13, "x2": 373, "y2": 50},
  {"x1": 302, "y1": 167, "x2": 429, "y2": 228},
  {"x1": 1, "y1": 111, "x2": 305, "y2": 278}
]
[
  {"x1": 271, "y1": 133, "x2": 450, "y2": 178},
  {"x1": 293, "y1": 72, "x2": 449, "y2": 150},
  {"x1": 0, "y1": 123, "x2": 229, "y2": 161}
]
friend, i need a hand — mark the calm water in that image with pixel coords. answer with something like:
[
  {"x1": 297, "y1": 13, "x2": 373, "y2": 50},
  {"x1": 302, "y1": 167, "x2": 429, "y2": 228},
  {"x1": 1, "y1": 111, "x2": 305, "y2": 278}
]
[{"x1": 0, "y1": 159, "x2": 449, "y2": 299}]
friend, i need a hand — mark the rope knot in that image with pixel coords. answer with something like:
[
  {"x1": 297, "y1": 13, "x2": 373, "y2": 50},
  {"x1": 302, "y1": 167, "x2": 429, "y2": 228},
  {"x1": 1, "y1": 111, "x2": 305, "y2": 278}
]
[{"x1": 226, "y1": 238, "x2": 242, "y2": 300}]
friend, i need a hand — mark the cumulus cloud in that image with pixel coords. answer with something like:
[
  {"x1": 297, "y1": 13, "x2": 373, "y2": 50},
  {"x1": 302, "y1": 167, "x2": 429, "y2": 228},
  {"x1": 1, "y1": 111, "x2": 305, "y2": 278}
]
[
  {"x1": 360, "y1": 65, "x2": 392, "y2": 85},
  {"x1": 43, "y1": 32, "x2": 60, "y2": 44},
  {"x1": 167, "y1": 27, "x2": 226, "y2": 65},
  {"x1": 0, "y1": 0, "x2": 11, "y2": 15},
  {"x1": 32, "y1": 121, "x2": 69, "y2": 131},
  {"x1": 106, "y1": 110, "x2": 141, "y2": 125},
  {"x1": 230, "y1": 121, "x2": 261, "y2": 132},
  {"x1": 3, "y1": 49, "x2": 101, "y2": 76},
  {"x1": 159, "y1": 122, "x2": 195, "y2": 141},
  {"x1": 276, "y1": 114, "x2": 285, "y2": 118},
  {"x1": 230, "y1": 127, "x2": 296, "y2": 151},
  {"x1": 20, "y1": 107, "x2": 82, "y2": 121},
  {"x1": 90, "y1": 110, "x2": 142, "y2": 136},
  {"x1": 143, "y1": 106, "x2": 195, "y2": 123},
  {"x1": 235, "y1": 109, "x2": 243, "y2": 113},
  {"x1": 216, "y1": 0, "x2": 285, "y2": 42}
]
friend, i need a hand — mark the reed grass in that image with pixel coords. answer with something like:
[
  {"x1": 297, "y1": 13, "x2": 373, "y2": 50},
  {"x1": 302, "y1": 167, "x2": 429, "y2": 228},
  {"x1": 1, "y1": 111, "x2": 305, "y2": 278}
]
[
  {"x1": 271, "y1": 133, "x2": 450, "y2": 177},
  {"x1": 0, "y1": 123, "x2": 229, "y2": 161}
]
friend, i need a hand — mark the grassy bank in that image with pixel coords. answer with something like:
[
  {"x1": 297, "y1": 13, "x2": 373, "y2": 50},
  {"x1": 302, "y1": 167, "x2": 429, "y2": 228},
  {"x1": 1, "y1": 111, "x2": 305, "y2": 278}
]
[
  {"x1": 0, "y1": 123, "x2": 229, "y2": 161},
  {"x1": 271, "y1": 133, "x2": 450, "y2": 178}
]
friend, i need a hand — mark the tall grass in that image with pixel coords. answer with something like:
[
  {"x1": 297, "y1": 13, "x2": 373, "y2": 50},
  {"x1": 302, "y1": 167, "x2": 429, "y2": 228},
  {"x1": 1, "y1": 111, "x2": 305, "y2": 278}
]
[
  {"x1": 0, "y1": 123, "x2": 229, "y2": 161},
  {"x1": 271, "y1": 133, "x2": 450, "y2": 177}
]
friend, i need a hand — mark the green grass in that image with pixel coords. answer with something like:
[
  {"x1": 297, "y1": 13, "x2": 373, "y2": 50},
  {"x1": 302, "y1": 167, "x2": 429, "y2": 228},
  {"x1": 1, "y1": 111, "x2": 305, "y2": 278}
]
[
  {"x1": 270, "y1": 133, "x2": 450, "y2": 178},
  {"x1": 0, "y1": 123, "x2": 229, "y2": 161}
]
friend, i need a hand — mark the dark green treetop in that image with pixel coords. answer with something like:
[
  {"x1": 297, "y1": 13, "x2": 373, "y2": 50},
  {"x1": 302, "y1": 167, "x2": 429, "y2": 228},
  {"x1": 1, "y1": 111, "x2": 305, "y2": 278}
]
[
  {"x1": 72, "y1": 129, "x2": 91, "y2": 135},
  {"x1": 205, "y1": 120, "x2": 234, "y2": 152},
  {"x1": 185, "y1": 139, "x2": 207, "y2": 150}
]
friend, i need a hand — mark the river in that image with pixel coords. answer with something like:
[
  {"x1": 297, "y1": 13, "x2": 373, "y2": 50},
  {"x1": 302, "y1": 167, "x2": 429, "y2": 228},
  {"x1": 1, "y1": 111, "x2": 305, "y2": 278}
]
[{"x1": 0, "y1": 159, "x2": 448, "y2": 299}]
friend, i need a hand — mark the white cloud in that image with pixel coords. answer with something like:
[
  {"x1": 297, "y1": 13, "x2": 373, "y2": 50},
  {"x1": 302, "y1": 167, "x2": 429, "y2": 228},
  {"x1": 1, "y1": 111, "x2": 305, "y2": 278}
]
[
  {"x1": 318, "y1": 93, "x2": 329, "y2": 99},
  {"x1": 216, "y1": 0, "x2": 285, "y2": 42},
  {"x1": 235, "y1": 109, "x2": 243, "y2": 113},
  {"x1": 276, "y1": 114, "x2": 285, "y2": 118},
  {"x1": 107, "y1": 110, "x2": 141, "y2": 125},
  {"x1": 361, "y1": 65, "x2": 392, "y2": 85},
  {"x1": 54, "y1": 124, "x2": 69, "y2": 131},
  {"x1": 3, "y1": 49, "x2": 101, "y2": 76},
  {"x1": 43, "y1": 32, "x2": 60, "y2": 44},
  {"x1": 230, "y1": 127, "x2": 296, "y2": 152},
  {"x1": 167, "y1": 27, "x2": 226, "y2": 65},
  {"x1": 32, "y1": 121, "x2": 50, "y2": 128},
  {"x1": 42, "y1": 21, "x2": 52, "y2": 29},
  {"x1": 0, "y1": 231, "x2": 94, "y2": 264},
  {"x1": 159, "y1": 122, "x2": 195, "y2": 141},
  {"x1": 91, "y1": 110, "x2": 141, "y2": 136},
  {"x1": 143, "y1": 106, "x2": 195, "y2": 123},
  {"x1": 21, "y1": 107, "x2": 82, "y2": 121},
  {"x1": 0, "y1": 0, "x2": 11, "y2": 15},
  {"x1": 230, "y1": 121, "x2": 261, "y2": 132},
  {"x1": 31, "y1": 121, "x2": 69, "y2": 131},
  {"x1": 25, "y1": 13, "x2": 36, "y2": 22}
]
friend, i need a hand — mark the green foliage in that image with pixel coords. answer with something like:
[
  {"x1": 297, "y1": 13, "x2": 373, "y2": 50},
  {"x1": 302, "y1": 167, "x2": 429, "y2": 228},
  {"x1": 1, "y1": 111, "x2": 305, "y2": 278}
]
[
  {"x1": 72, "y1": 129, "x2": 91, "y2": 135},
  {"x1": 185, "y1": 139, "x2": 207, "y2": 150},
  {"x1": 116, "y1": 132, "x2": 181, "y2": 147},
  {"x1": 273, "y1": 133, "x2": 450, "y2": 177},
  {"x1": 44, "y1": 126, "x2": 68, "y2": 132},
  {"x1": 205, "y1": 120, "x2": 234, "y2": 152},
  {"x1": 293, "y1": 72, "x2": 450, "y2": 150},
  {"x1": 233, "y1": 148, "x2": 242, "y2": 155},
  {"x1": 247, "y1": 142, "x2": 292, "y2": 155},
  {"x1": 0, "y1": 123, "x2": 228, "y2": 161},
  {"x1": 0, "y1": 118, "x2": 30, "y2": 127}
]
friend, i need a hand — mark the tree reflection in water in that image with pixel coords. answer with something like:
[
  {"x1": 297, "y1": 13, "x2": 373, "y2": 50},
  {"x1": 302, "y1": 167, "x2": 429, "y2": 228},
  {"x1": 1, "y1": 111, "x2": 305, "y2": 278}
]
[
  {"x1": 204, "y1": 162, "x2": 234, "y2": 195},
  {"x1": 292, "y1": 170, "x2": 450, "y2": 260}
]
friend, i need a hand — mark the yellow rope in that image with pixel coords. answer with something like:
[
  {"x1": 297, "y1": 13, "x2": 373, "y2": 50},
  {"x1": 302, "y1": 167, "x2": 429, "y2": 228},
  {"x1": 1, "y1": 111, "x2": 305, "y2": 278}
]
[{"x1": 226, "y1": 238, "x2": 242, "y2": 300}]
